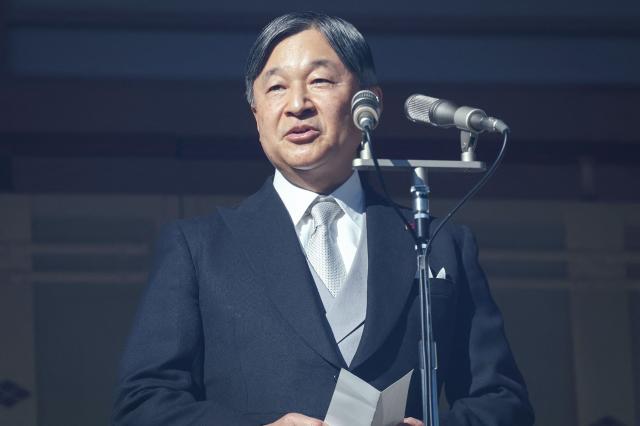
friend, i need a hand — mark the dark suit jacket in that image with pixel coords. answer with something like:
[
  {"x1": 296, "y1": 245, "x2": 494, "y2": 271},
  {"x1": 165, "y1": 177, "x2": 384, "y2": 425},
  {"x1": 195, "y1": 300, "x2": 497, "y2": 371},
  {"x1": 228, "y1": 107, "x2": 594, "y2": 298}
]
[{"x1": 113, "y1": 177, "x2": 534, "y2": 426}]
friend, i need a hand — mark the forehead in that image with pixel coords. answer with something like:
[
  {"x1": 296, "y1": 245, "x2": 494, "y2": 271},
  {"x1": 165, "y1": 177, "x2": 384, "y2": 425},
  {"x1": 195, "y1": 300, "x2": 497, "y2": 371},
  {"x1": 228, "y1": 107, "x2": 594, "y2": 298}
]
[{"x1": 259, "y1": 28, "x2": 348, "y2": 78}]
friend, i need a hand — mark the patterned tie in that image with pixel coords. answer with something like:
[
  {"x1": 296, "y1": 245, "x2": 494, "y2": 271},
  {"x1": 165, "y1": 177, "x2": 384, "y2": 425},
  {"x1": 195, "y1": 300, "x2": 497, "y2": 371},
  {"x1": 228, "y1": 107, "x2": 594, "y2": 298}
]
[{"x1": 305, "y1": 196, "x2": 347, "y2": 297}]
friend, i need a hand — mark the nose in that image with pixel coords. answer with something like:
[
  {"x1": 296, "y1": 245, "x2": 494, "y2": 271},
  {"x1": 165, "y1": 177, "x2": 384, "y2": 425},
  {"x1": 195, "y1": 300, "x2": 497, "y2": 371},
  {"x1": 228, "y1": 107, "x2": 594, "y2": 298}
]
[{"x1": 285, "y1": 83, "x2": 315, "y2": 118}]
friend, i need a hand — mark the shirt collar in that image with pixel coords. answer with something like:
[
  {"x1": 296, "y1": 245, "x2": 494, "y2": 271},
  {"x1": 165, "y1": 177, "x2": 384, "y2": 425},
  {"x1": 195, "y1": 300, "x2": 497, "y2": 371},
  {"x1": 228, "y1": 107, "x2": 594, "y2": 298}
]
[{"x1": 273, "y1": 169, "x2": 365, "y2": 227}]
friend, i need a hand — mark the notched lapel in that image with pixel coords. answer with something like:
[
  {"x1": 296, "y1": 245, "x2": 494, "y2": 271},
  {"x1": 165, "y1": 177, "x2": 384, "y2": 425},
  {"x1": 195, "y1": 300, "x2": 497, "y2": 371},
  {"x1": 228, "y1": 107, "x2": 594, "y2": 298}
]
[
  {"x1": 350, "y1": 197, "x2": 417, "y2": 369},
  {"x1": 218, "y1": 179, "x2": 346, "y2": 369}
]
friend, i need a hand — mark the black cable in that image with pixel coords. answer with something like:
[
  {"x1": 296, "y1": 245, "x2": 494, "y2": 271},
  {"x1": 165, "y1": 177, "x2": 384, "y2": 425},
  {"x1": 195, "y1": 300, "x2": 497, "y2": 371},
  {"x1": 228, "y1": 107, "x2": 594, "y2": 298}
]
[
  {"x1": 424, "y1": 130, "x2": 509, "y2": 256},
  {"x1": 365, "y1": 128, "x2": 510, "y2": 252},
  {"x1": 364, "y1": 127, "x2": 419, "y2": 244},
  {"x1": 365, "y1": 127, "x2": 509, "y2": 426}
]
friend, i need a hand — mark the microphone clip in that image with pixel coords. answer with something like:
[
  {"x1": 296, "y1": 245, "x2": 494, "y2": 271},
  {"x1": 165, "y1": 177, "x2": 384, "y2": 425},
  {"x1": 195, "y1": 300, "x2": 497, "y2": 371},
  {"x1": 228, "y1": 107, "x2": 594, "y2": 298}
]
[{"x1": 460, "y1": 131, "x2": 479, "y2": 162}]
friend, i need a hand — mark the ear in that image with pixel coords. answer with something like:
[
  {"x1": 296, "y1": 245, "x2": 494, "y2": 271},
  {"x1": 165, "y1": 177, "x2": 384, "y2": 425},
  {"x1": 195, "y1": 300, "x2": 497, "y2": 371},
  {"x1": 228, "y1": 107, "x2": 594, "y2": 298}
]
[
  {"x1": 370, "y1": 86, "x2": 384, "y2": 115},
  {"x1": 250, "y1": 105, "x2": 260, "y2": 133}
]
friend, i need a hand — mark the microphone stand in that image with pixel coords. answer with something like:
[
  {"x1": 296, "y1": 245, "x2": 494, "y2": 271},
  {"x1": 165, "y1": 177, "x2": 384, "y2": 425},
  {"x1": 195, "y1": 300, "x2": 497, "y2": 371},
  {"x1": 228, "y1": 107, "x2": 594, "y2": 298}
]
[
  {"x1": 353, "y1": 132, "x2": 486, "y2": 426},
  {"x1": 412, "y1": 167, "x2": 439, "y2": 426}
]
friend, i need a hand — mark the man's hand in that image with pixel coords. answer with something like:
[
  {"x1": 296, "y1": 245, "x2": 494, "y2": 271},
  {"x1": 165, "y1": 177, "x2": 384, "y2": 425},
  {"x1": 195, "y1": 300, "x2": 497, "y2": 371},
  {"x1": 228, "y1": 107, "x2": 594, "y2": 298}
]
[
  {"x1": 266, "y1": 413, "x2": 326, "y2": 426},
  {"x1": 266, "y1": 413, "x2": 423, "y2": 426},
  {"x1": 399, "y1": 417, "x2": 424, "y2": 426}
]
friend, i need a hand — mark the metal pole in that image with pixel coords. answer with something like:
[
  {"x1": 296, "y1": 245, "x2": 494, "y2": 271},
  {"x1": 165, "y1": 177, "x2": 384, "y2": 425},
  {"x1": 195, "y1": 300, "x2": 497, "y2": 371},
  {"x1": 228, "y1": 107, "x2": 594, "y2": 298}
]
[{"x1": 411, "y1": 167, "x2": 439, "y2": 426}]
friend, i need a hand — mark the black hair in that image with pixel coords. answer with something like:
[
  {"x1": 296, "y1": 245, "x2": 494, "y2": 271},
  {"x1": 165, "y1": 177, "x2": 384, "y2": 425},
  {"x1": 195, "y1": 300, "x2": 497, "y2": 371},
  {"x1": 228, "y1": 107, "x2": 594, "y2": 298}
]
[{"x1": 244, "y1": 11, "x2": 377, "y2": 105}]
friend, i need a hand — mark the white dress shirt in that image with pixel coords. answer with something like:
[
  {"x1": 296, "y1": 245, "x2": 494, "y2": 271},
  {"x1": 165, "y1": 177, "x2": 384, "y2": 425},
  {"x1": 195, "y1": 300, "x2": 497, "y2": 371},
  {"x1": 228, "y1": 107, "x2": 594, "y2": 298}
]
[{"x1": 273, "y1": 170, "x2": 365, "y2": 275}]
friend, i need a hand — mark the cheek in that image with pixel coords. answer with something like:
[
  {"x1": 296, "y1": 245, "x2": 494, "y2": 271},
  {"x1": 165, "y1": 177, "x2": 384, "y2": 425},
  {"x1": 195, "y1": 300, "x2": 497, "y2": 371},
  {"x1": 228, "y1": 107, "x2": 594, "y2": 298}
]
[
  {"x1": 340, "y1": 99, "x2": 357, "y2": 128},
  {"x1": 255, "y1": 113, "x2": 278, "y2": 140},
  {"x1": 325, "y1": 101, "x2": 354, "y2": 132},
  {"x1": 336, "y1": 106, "x2": 359, "y2": 139},
  {"x1": 253, "y1": 98, "x2": 282, "y2": 128}
]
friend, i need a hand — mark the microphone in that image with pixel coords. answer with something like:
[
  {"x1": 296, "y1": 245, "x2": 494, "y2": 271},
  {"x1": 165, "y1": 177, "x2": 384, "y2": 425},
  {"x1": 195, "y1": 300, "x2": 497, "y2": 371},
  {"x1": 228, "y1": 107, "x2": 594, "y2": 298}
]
[
  {"x1": 351, "y1": 90, "x2": 381, "y2": 131},
  {"x1": 405, "y1": 94, "x2": 509, "y2": 134}
]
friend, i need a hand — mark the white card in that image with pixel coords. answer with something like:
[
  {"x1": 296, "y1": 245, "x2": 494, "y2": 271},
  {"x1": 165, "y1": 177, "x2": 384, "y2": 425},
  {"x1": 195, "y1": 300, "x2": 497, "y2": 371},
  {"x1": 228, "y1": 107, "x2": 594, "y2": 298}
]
[{"x1": 324, "y1": 369, "x2": 414, "y2": 426}]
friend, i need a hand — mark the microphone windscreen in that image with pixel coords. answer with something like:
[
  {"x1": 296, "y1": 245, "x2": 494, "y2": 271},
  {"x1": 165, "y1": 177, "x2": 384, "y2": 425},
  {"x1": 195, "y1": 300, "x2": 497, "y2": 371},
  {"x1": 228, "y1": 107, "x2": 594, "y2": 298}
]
[
  {"x1": 351, "y1": 90, "x2": 380, "y2": 130},
  {"x1": 404, "y1": 94, "x2": 439, "y2": 124}
]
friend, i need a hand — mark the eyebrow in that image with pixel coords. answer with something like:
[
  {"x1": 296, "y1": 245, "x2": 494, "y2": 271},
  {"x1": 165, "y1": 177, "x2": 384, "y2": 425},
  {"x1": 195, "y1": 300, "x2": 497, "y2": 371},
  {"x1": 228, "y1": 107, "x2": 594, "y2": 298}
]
[{"x1": 261, "y1": 59, "x2": 340, "y2": 80}]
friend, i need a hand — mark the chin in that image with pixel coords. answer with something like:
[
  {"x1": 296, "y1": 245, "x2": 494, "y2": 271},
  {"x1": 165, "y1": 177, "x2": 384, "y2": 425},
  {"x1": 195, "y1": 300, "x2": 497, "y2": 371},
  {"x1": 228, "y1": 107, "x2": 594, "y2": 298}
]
[
  {"x1": 291, "y1": 163, "x2": 322, "y2": 172},
  {"x1": 286, "y1": 155, "x2": 327, "y2": 172}
]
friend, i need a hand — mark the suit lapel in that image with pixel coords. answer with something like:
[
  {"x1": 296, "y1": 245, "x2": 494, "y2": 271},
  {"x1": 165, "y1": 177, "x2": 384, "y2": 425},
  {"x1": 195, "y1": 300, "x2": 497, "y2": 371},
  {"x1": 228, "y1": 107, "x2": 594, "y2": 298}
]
[
  {"x1": 219, "y1": 178, "x2": 346, "y2": 369},
  {"x1": 350, "y1": 191, "x2": 417, "y2": 369}
]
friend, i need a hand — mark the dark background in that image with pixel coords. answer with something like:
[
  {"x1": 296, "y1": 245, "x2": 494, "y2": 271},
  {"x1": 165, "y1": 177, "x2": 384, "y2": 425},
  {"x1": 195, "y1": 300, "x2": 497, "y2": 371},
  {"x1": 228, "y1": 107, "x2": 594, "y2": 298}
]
[{"x1": 1, "y1": 0, "x2": 639, "y2": 425}]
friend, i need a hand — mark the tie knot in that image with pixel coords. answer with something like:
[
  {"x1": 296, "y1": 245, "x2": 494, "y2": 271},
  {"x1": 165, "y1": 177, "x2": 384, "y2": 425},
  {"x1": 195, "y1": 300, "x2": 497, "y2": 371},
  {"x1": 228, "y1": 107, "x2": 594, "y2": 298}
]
[{"x1": 309, "y1": 197, "x2": 343, "y2": 228}]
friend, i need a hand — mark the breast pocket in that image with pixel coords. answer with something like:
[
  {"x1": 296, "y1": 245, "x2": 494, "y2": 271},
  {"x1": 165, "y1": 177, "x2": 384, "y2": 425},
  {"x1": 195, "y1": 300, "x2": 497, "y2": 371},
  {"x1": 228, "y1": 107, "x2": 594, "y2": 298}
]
[{"x1": 428, "y1": 277, "x2": 455, "y2": 298}]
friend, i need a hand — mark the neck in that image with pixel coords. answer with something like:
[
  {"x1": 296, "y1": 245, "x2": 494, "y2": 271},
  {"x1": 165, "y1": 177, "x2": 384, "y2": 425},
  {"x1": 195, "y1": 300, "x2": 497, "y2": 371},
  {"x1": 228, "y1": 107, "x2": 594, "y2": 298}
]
[{"x1": 279, "y1": 167, "x2": 353, "y2": 195}]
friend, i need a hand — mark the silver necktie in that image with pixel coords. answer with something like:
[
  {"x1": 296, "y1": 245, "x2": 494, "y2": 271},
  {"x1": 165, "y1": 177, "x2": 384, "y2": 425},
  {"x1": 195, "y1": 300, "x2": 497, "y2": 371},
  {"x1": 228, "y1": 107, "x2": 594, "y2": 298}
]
[{"x1": 305, "y1": 197, "x2": 347, "y2": 297}]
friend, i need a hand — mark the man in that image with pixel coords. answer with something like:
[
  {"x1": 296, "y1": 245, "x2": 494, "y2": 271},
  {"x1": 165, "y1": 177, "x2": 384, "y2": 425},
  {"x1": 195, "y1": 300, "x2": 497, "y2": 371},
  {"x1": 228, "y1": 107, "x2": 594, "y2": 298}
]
[{"x1": 113, "y1": 12, "x2": 534, "y2": 426}]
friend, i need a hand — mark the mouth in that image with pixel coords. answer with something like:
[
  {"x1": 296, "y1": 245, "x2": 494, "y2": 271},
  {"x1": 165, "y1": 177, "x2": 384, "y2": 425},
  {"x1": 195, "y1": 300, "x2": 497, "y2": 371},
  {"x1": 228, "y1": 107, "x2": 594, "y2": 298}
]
[{"x1": 285, "y1": 125, "x2": 320, "y2": 143}]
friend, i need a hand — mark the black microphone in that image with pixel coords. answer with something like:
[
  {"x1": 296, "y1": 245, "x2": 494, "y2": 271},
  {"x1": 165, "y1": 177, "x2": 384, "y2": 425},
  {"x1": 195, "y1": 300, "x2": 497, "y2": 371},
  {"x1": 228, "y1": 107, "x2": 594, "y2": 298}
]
[
  {"x1": 404, "y1": 94, "x2": 509, "y2": 134},
  {"x1": 351, "y1": 90, "x2": 381, "y2": 131}
]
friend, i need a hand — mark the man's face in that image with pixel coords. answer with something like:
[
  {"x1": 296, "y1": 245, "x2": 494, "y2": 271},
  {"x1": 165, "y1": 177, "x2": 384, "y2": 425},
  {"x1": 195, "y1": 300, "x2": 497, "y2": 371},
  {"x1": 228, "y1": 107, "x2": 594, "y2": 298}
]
[{"x1": 251, "y1": 28, "x2": 363, "y2": 192}]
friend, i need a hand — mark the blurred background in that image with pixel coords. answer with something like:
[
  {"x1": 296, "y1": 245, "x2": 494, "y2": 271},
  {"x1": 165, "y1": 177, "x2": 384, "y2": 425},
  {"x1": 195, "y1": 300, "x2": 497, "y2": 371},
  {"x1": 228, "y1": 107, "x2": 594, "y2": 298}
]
[{"x1": 1, "y1": 0, "x2": 639, "y2": 425}]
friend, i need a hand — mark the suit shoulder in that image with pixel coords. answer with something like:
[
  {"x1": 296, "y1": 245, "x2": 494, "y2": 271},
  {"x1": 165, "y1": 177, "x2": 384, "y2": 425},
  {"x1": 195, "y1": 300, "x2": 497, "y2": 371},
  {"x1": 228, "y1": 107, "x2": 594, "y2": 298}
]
[
  {"x1": 423, "y1": 219, "x2": 481, "y2": 265},
  {"x1": 363, "y1": 186, "x2": 475, "y2": 249},
  {"x1": 157, "y1": 178, "x2": 274, "y2": 243},
  {"x1": 429, "y1": 217, "x2": 474, "y2": 243}
]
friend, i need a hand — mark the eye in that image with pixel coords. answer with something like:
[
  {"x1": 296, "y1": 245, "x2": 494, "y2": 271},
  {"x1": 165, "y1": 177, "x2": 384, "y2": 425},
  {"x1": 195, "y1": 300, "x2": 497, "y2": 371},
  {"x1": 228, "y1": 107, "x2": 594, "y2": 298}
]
[
  {"x1": 311, "y1": 78, "x2": 333, "y2": 86},
  {"x1": 267, "y1": 84, "x2": 285, "y2": 93}
]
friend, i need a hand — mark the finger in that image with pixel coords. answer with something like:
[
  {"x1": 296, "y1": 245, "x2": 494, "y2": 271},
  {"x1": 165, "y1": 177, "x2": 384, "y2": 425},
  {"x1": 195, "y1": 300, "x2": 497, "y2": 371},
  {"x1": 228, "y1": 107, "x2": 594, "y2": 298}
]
[
  {"x1": 296, "y1": 414, "x2": 323, "y2": 426},
  {"x1": 401, "y1": 417, "x2": 424, "y2": 426},
  {"x1": 282, "y1": 412, "x2": 325, "y2": 426}
]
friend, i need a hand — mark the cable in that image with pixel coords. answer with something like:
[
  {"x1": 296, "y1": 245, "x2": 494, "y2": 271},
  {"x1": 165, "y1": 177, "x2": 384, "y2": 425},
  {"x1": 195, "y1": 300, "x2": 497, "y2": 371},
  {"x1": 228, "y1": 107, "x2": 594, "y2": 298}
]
[
  {"x1": 424, "y1": 130, "x2": 509, "y2": 256},
  {"x1": 365, "y1": 128, "x2": 510, "y2": 252},
  {"x1": 364, "y1": 127, "x2": 419, "y2": 243},
  {"x1": 364, "y1": 125, "x2": 509, "y2": 426}
]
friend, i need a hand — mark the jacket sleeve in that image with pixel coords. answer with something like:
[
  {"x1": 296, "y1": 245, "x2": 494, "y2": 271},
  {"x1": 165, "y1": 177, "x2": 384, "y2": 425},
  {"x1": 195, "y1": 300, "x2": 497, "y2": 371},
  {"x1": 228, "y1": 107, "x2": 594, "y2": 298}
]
[
  {"x1": 112, "y1": 222, "x2": 254, "y2": 426},
  {"x1": 442, "y1": 225, "x2": 535, "y2": 426}
]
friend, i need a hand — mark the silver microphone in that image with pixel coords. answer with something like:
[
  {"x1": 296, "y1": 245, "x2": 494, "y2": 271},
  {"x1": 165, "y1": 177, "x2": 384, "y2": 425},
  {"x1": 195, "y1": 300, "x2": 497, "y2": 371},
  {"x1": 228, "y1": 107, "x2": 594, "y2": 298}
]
[
  {"x1": 405, "y1": 94, "x2": 509, "y2": 134},
  {"x1": 351, "y1": 90, "x2": 381, "y2": 131}
]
